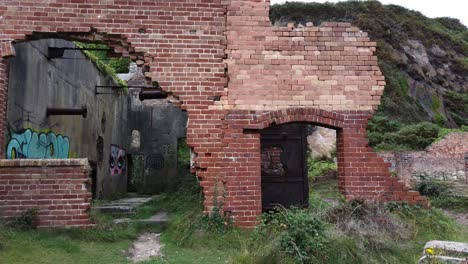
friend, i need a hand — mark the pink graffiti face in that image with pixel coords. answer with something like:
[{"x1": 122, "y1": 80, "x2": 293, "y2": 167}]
[{"x1": 110, "y1": 145, "x2": 126, "y2": 176}]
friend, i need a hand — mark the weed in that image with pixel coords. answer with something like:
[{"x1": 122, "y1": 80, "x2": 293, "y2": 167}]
[
  {"x1": 414, "y1": 176, "x2": 468, "y2": 212},
  {"x1": 5, "y1": 208, "x2": 39, "y2": 230},
  {"x1": 307, "y1": 157, "x2": 337, "y2": 181},
  {"x1": 431, "y1": 195, "x2": 468, "y2": 212},
  {"x1": 414, "y1": 175, "x2": 449, "y2": 197},
  {"x1": 73, "y1": 42, "x2": 129, "y2": 92},
  {"x1": 201, "y1": 177, "x2": 232, "y2": 234},
  {"x1": 252, "y1": 207, "x2": 327, "y2": 264}
]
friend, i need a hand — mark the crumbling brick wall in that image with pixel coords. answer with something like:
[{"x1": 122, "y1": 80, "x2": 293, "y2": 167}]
[
  {"x1": 0, "y1": 159, "x2": 92, "y2": 228},
  {"x1": 0, "y1": 0, "x2": 426, "y2": 228},
  {"x1": 379, "y1": 133, "x2": 468, "y2": 186},
  {"x1": 427, "y1": 132, "x2": 468, "y2": 159}
]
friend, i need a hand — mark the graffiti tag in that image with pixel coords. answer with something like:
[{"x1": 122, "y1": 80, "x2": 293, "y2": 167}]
[
  {"x1": 6, "y1": 128, "x2": 70, "y2": 159},
  {"x1": 109, "y1": 145, "x2": 127, "y2": 176}
]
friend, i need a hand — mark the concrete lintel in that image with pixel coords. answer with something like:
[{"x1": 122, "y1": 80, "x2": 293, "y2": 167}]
[{"x1": 0, "y1": 158, "x2": 90, "y2": 167}]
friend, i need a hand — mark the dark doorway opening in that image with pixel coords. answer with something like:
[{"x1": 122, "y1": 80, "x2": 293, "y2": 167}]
[
  {"x1": 89, "y1": 161, "x2": 97, "y2": 199},
  {"x1": 260, "y1": 123, "x2": 309, "y2": 211}
]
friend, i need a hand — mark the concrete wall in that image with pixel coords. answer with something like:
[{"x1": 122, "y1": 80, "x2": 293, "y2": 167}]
[
  {"x1": 7, "y1": 39, "x2": 129, "y2": 198},
  {"x1": 128, "y1": 91, "x2": 188, "y2": 194},
  {"x1": 6, "y1": 39, "x2": 188, "y2": 198}
]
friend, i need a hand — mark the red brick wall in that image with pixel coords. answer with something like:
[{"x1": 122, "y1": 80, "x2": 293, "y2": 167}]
[
  {"x1": 0, "y1": 159, "x2": 93, "y2": 228},
  {"x1": 212, "y1": 0, "x2": 385, "y2": 111},
  {"x1": 0, "y1": 0, "x2": 426, "y2": 228},
  {"x1": 218, "y1": 108, "x2": 426, "y2": 227}
]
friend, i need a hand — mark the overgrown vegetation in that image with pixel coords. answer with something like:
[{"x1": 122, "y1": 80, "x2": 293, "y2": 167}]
[
  {"x1": 367, "y1": 115, "x2": 468, "y2": 151},
  {"x1": 236, "y1": 199, "x2": 462, "y2": 263},
  {"x1": 307, "y1": 157, "x2": 337, "y2": 181},
  {"x1": 1, "y1": 174, "x2": 467, "y2": 263},
  {"x1": 177, "y1": 138, "x2": 191, "y2": 169},
  {"x1": 0, "y1": 210, "x2": 163, "y2": 263},
  {"x1": 415, "y1": 176, "x2": 468, "y2": 213},
  {"x1": 73, "y1": 42, "x2": 130, "y2": 91},
  {"x1": 443, "y1": 91, "x2": 468, "y2": 126},
  {"x1": 4, "y1": 208, "x2": 39, "y2": 230}
]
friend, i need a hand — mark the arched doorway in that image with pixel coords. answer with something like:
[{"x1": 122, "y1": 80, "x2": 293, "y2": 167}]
[{"x1": 260, "y1": 123, "x2": 309, "y2": 210}]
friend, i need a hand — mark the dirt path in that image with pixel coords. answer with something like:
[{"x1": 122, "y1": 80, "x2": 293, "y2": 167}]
[
  {"x1": 127, "y1": 233, "x2": 164, "y2": 263},
  {"x1": 445, "y1": 210, "x2": 468, "y2": 226}
]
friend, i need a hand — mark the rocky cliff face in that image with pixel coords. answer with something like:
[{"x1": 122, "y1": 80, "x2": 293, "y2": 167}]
[
  {"x1": 307, "y1": 127, "x2": 336, "y2": 159},
  {"x1": 270, "y1": 1, "x2": 467, "y2": 127}
]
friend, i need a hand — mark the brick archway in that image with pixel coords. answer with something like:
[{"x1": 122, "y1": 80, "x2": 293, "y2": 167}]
[
  {"x1": 243, "y1": 108, "x2": 345, "y2": 130},
  {"x1": 219, "y1": 108, "x2": 428, "y2": 227}
]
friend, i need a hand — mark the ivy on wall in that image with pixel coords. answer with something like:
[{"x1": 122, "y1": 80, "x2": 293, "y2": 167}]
[{"x1": 73, "y1": 42, "x2": 130, "y2": 91}]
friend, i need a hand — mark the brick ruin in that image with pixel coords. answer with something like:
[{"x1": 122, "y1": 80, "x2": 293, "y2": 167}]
[
  {"x1": 379, "y1": 133, "x2": 468, "y2": 186},
  {"x1": 0, "y1": 159, "x2": 92, "y2": 228},
  {"x1": 0, "y1": 0, "x2": 426, "y2": 228}
]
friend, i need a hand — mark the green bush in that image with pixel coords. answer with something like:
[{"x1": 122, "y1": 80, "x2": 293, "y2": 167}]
[
  {"x1": 414, "y1": 176, "x2": 449, "y2": 197},
  {"x1": 177, "y1": 138, "x2": 191, "y2": 169},
  {"x1": 395, "y1": 122, "x2": 440, "y2": 149},
  {"x1": 367, "y1": 115, "x2": 402, "y2": 134},
  {"x1": 107, "y1": 57, "x2": 132, "y2": 74},
  {"x1": 307, "y1": 157, "x2": 337, "y2": 181},
  {"x1": 453, "y1": 57, "x2": 468, "y2": 73},
  {"x1": 5, "y1": 208, "x2": 39, "y2": 230},
  {"x1": 414, "y1": 175, "x2": 468, "y2": 212},
  {"x1": 260, "y1": 207, "x2": 327, "y2": 263},
  {"x1": 368, "y1": 116, "x2": 441, "y2": 151},
  {"x1": 437, "y1": 126, "x2": 468, "y2": 142}
]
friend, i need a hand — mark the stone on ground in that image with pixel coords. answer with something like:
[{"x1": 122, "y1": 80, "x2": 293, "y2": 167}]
[
  {"x1": 419, "y1": 240, "x2": 468, "y2": 264},
  {"x1": 113, "y1": 212, "x2": 169, "y2": 224},
  {"x1": 93, "y1": 196, "x2": 156, "y2": 215}
]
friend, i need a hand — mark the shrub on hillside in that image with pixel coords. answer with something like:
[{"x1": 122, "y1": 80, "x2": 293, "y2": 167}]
[
  {"x1": 367, "y1": 116, "x2": 441, "y2": 151},
  {"x1": 395, "y1": 122, "x2": 440, "y2": 149}
]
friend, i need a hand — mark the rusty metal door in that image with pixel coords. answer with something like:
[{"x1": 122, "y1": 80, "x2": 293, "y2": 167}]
[{"x1": 260, "y1": 123, "x2": 309, "y2": 211}]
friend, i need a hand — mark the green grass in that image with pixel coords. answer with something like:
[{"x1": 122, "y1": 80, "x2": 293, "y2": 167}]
[
  {"x1": 366, "y1": 115, "x2": 467, "y2": 152},
  {"x1": 431, "y1": 195, "x2": 468, "y2": 213},
  {"x1": 0, "y1": 229, "x2": 132, "y2": 264},
  {"x1": 1, "y1": 175, "x2": 467, "y2": 264},
  {"x1": 310, "y1": 179, "x2": 342, "y2": 202},
  {"x1": 0, "y1": 221, "x2": 165, "y2": 264}
]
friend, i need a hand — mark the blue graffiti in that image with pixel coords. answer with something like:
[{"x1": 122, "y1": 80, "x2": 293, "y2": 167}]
[{"x1": 6, "y1": 129, "x2": 70, "y2": 159}]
